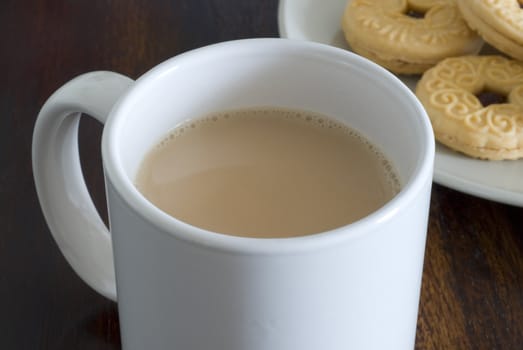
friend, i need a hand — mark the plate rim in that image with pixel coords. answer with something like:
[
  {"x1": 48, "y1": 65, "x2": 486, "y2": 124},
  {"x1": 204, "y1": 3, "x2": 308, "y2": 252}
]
[{"x1": 434, "y1": 166, "x2": 523, "y2": 206}]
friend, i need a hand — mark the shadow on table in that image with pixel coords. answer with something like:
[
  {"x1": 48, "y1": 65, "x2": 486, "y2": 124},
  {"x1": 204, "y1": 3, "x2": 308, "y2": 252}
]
[{"x1": 53, "y1": 305, "x2": 121, "y2": 350}]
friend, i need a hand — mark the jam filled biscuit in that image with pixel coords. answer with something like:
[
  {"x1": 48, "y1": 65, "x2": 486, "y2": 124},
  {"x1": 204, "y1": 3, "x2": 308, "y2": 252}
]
[
  {"x1": 342, "y1": 0, "x2": 483, "y2": 74},
  {"x1": 457, "y1": 0, "x2": 523, "y2": 61},
  {"x1": 416, "y1": 55, "x2": 523, "y2": 160}
]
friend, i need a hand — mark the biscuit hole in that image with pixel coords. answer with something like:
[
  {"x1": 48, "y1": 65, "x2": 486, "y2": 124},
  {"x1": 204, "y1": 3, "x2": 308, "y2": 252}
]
[
  {"x1": 405, "y1": 7, "x2": 426, "y2": 19},
  {"x1": 475, "y1": 90, "x2": 507, "y2": 107}
]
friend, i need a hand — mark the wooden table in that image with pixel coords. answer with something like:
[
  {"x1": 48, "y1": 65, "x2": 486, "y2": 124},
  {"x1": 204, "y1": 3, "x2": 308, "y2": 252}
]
[{"x1": 2, "y1": 1, "x2": 522, "y2": 349}]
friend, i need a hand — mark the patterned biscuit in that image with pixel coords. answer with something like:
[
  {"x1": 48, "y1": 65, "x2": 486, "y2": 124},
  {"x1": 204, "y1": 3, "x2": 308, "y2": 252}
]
[
  {"x1": 416, "y1": 55, "x2": 523, "y2": 159},
  {"x1": 457, "y1": 0, "x2": 523, "y2": 61},
  {"x1": 342, "y1": 0, "x2": 483, "y2": 74}
]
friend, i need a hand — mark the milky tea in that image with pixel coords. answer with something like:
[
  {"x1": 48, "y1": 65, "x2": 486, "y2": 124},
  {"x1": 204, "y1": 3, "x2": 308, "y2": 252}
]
[{"x1": 135, "y1": 108, "x2": 401, "y2": 238}]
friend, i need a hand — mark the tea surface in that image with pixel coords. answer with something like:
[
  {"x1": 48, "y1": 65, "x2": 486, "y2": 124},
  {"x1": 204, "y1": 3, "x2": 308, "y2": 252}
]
[{"x1": 135, "y1": 108, "x2": 400, "y2": 237}]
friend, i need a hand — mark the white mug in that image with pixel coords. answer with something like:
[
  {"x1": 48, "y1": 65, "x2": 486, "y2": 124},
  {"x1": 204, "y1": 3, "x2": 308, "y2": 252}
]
[{"x1": 33, "y1": 38, "x2": 434, "y2": 350}]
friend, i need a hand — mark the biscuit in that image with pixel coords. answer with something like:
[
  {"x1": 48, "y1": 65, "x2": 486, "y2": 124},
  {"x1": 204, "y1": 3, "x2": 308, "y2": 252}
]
[
  {"x1": 416, "y1": 55, "x2": 523, "y2": 160},
  {"x1": 457, "y1": 0, "x2": 523, "y2": 61},
  {"x1": 342, "y1": 0, "x2": 483, "y2": 75}
]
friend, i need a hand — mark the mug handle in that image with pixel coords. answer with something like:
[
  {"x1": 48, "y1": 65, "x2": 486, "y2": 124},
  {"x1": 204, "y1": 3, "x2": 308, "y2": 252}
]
[{"x1": 32, "y1": 71, "x2": 134, "y2": 301}]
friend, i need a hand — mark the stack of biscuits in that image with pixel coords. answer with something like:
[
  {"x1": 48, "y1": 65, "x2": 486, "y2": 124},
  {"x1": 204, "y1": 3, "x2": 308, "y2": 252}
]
[{"x1": 342, "y1": 0, "x2": 523, "y2": 160}]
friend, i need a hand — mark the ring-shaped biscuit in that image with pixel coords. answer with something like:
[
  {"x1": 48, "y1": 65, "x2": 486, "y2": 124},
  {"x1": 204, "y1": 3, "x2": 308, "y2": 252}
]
[
  {"x1": 416, "y1": 55, "x2": 523, "y2": 159},
  {"x1": 342, "y1": 0, "x2": 483, "y2": 74},
  {"x1": 457, "y1": 0, "x2": 523, "y2": 61}
]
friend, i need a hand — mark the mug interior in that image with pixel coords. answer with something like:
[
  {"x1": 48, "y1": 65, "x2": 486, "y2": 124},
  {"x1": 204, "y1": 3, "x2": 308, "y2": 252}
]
[{"x1": 103, "y1": 38, "x2": 433, "y2": 244}]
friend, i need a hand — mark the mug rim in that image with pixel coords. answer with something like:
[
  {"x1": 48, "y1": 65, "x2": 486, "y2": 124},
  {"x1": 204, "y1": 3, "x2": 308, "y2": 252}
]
[{"x1": 102, "y1": 38, "x2": 435, "y2": 254}]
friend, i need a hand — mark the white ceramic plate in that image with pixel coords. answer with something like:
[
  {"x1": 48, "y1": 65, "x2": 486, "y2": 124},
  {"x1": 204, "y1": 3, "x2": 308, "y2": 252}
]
[{"x1": 278, "y1": 0, "x2": 523, "y2": 207}]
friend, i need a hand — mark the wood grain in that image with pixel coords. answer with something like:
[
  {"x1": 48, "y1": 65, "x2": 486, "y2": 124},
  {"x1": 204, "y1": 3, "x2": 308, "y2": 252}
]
[{"x1": 1, "y1": 1, "x2": 522, "y2": 349}]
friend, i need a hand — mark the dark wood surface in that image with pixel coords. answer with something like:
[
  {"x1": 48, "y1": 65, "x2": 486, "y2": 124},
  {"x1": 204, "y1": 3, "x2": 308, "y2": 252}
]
[{"x1": 2, "y1": 1, "x2": 522, "y2": 349}]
